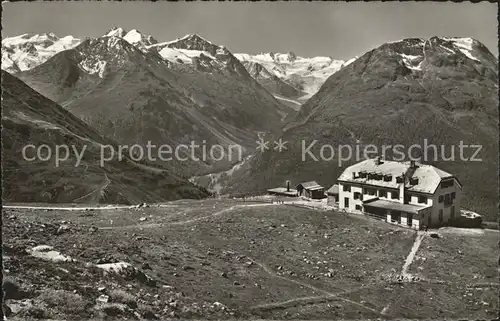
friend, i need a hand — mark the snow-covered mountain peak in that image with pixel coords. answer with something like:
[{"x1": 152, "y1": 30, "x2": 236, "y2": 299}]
[
  {"x1": 382, "y1": 36, "x2": 497, "y2": 72},
  {"x1": 147, "y1": 33, "x2": 251, "y2": 76},
  {"x1": 163, "y1": 33, "x2": 218, "y2": 53},
  {"x1": 105, "y1": 27, "x2": 127, "y2": 38},
  {"x1": 81, "y1": 35, "x2": 152, "y2": 58},
  {"x1": 272, "y1": 52, "x2": 297, "y2": 63},
  {"x1": 3, "y1": 33, "x2": 59, "y2": 48},
  {"x1": 122, "y1": 29, "x2": 158, "y2": 48},
  {"x1": 2, "y1": 32, "x2": 82, "y2": 73},
  {"x1": 180, "y1": 34, "x2": 213, "y2": 45},
  {"x1": 440, "y1": 37, "x2": 481, "y2": 61},
  {"x1": 234, "y1": 52, "x2": 350, "y2": 99},
  {"x1": 72, "y1": 34, "x2": 171, "y2": 79}
]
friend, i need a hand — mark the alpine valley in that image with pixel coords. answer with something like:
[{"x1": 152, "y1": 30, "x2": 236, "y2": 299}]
[{"x1": 2, "y1": 29, "x2": 498, "y2": 221}]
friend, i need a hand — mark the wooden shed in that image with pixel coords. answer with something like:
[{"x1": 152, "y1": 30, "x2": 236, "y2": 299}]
[{"x1": 296, "y1": 181, "x2": 325, "y2": 199}]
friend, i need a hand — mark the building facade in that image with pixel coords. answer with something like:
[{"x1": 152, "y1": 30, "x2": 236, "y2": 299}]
[
  {"x1": 337, "y1": 158, "x2": 462, "y2": 230},
  {"x1": 296, "y1": 181, "x2": 325, "y2": 199}
]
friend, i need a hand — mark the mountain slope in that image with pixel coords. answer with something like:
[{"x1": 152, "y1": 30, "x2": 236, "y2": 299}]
[
  {"x1": 222, "y1": 37, "x2": 499, "y2": 220},
  {"x1": 1, "y1": 70, "x2": 209, "y2": 204},
  {"x1": 16, "y1": 33, "x2": 286, "y2": 175},
  {"x1": 154, "y1": 34, "x2": 297, "y2": 122}
]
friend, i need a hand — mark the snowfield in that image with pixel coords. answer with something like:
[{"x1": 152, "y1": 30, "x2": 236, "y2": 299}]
[
  {"x1": 2, "y1": 33, "x2": 81, "y2": 73},
  {"x1": 234, "y1": 52, "x2": 353, "y2": 98}
]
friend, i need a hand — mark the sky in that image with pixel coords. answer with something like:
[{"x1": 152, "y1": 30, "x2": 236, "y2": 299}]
[{"x1": 2, "y1": 2, "x2": 498, "y2": 59}]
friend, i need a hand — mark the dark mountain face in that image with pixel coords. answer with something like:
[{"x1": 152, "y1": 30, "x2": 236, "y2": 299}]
[
  {"x1": 1, "y1": 70, "x2": 209, "y2": 204},
  {"x1": 16, "y1": 34, "x2": 287, "y2": 176},
  {"x1": 223, "y1": 37, "x2": 499, "y2": 220}
]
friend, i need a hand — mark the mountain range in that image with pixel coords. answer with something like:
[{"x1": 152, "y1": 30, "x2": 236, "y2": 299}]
[
  {"x1": 9, "y1": 29, "x2": 299, "y2": 176},
  {"x1": 2, "y1": 29, "x2": 498, "y2": 220},
  {"x1": 2, "y1": 28, "x2": 354, "y2": 107}
]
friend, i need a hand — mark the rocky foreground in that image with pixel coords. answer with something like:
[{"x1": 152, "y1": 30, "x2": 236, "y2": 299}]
[{"x1": 2, "y1": 200, "x2": 499, "y2": 320}]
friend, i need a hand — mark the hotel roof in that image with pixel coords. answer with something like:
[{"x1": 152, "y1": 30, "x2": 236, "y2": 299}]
[
  {"x1": 338, "y1": 159, "x2": 458, "y2": 194},
  {"x1": 297, "y1": 181, "x2": 323, "y2": 190},
  {"x1": 363, "y1": 198, "x2": 431, "y2": 215}
]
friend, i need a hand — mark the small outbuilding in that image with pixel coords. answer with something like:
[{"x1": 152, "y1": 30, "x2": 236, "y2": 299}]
[
  {"x1": 326, "y1": 184, "x2": 339, "y2": 206},
  {"x1": 267, "y1": 181, "x2": 298, "y2": 197},
  {"x1": 296, "y1": 181, "x2": 325, "y2": 199}
]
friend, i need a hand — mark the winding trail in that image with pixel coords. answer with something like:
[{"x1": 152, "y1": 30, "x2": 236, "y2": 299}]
[
  {"x1": 168, "y1": 203, "x2": 274, "y2": 225},
  {"x1": 250, "y1": 282, "x2": 382, "y2": 311},
  {"x1": 3, "y1": 204, "x2": 135, "y2": 211},
  {"x1": 247, "y1": 257, "x2": 385, "y2": 317},
  {"x1": 99, "y1": 203, "x2": 276, "y2": 230},
  {"x1": 73, "y1": 173, "x2": 111, "y2": 203}
]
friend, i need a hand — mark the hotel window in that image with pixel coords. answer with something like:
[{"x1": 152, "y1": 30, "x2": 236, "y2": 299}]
[
  {"x1": 391, "y1": 191, "x2": 399, "y2": 200},
  {"x1": 439, "y1": 195, "x2": 444, "y2": 203},
  {"x1": 379, "y1": 190, "x2": 387, "y2": 198},
  {"x1": 451, "y1": 192, "x2": 456, "y2": 200},
  {"x1": 418, "y1": 196, "x2": 427, "y2": 204},
  {"x1": 343, "y1": 185, "x2": 351, "y2": 192},
  {"x1": 444, "y1": 194, "x2": 452, "y2": 206},
  {"x1": 355, "y1": 205, "x2": 362, "y2": 211},
  {"x1": 441, "y1": 180, "x2": 454, "y2": 189},
  {"x1": 354, "y1": 192, "x2": 361, "y2": 200}
]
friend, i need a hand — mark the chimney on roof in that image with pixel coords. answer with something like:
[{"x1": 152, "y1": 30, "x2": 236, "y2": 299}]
[
  {"x1": 399, "y1": 172, "x2": 405, "y2": 204},
  {"x1": 286, "y1": 180, "x2": 290, "y2": 192},
  {"x1": 352, "y1": 172, "x2": 357, "y2": 179},
  {"x1": 375, "y1": 156, "x2": 383, "y2": 165},
  {"x1": 405, "y1": 161, "x2": 418, "y2": 185}
]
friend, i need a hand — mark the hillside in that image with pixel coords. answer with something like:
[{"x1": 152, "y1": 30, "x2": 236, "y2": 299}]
[
  {"x1": 1, "y1": 70, "x2": 208, "y2": 204},
  {"x1": 221, "y1": 37, "x2": 499, "y2": 221}
]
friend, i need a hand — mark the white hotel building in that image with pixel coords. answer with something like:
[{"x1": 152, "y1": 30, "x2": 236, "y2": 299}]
[{"x1": 338, "y1": 157, "x2": 462, "y2": 230}]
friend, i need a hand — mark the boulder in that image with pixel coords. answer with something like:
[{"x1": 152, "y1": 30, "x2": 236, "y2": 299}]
[{"x1": 97, "y1": 294, "x2": 110, "y2": 304}]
